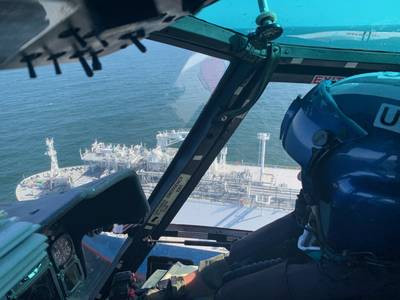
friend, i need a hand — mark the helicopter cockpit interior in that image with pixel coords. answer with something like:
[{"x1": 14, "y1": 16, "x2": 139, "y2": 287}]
[{"x1": 1, "y1": 0, "x2": 400, "y2": 299}]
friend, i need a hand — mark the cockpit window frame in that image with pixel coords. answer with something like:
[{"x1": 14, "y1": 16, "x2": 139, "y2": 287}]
[{"x1": 122, "y1": 18, "x2": 279, "y2": 271}]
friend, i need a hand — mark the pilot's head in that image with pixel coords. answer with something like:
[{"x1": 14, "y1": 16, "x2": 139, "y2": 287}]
[{"x1": 280, "y1": 72, "x2": 400, "y2": 261}]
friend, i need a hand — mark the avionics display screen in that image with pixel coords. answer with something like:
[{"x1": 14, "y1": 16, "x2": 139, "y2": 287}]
[
  {"x1": 17, "y1": 269, "x2": 61, "y2": 300},
  {"x1": 64, "y1": 262, "x2": 82, "y2": 292}
]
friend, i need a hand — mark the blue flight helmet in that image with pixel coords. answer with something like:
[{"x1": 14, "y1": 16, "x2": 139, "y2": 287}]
[{"x1": 280, "y1": 72, "x2": 400, "y2": 261}]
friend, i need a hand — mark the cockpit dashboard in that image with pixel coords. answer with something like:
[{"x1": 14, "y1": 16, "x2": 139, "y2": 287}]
[
  {"x1": 1, "y1": 170, "x2": 149, "y2": 300},
  {"x1": 9, "y1": 233, "x2": 83, "y2": 300}
]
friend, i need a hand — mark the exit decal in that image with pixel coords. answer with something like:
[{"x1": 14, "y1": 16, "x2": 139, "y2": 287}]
[{"x1": 311, "y1": 75, "x2": 345, "y2": 84}]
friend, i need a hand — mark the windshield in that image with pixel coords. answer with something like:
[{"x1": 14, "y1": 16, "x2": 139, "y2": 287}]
[
  {"x1": 173, "y1": 80, "x2": 312, "y2": 231},
  {"x1": 1, "y1": 36, "x2": 314, "y2": 233},
  {"x1": 197, "y1": 0, "x2": 400, "y2": 52},
  {"x1": 1, "y1": 41, "x2": 226, "y2": 202}
]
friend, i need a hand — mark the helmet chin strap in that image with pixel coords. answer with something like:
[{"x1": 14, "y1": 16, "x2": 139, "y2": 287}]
[{"x1": 298, "y1": 133, "x2": 341, "y2": 253}]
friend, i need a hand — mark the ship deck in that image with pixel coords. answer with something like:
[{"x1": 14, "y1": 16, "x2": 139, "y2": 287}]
[
  {"x1": 218, "y1": 164, "x2": 301, "y2": 190},
  {"x1": 16, "y1": 163, "x2": 301, "y2": 204},
  {"x1": 16, "y1": 166, "x2": 95, "y2": 201},
  {"x1": 173, "y1": 199, "x2": 290, "y2": 231}
]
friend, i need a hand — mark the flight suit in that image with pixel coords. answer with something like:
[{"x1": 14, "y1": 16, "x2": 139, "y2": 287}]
[
  {"x1": 204, "y1": 213, "x2": 400, "y2": 300},
  {"x1": 138, "y1": 212, "x2": 400, "y2": 300}
]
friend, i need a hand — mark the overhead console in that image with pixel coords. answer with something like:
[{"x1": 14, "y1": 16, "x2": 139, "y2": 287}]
[
  {"x1": 0, "y1": 170, "x2": 149, "y2": 300},
  {"x1": 0, "y1": 0, "x2": 217, "y2": 78}
]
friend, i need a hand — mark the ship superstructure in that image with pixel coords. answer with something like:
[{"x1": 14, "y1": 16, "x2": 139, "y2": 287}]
[
  {"x1": 16, "y1": 130, "x2": 301, "y2": 210},
  {"x1": 80, "y1": 129, "x2": 190, "y2": 172}
]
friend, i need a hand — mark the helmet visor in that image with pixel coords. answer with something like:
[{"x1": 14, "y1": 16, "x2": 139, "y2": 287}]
[{"x1": 280, "y1": 81, "x2": 368, "y2": 170}]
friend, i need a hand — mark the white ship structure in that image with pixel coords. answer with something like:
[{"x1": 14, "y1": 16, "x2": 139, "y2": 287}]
[{"x1": 16, "y1": 130, "x2": 301, "y2": 210}]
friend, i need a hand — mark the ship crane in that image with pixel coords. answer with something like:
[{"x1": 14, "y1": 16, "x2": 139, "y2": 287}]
[{"x1": 45, "y1": 138, "x2": 59, "y2": 180}]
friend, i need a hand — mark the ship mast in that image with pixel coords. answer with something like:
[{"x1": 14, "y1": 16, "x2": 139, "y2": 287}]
[
  {"x1": 45, "y1": 138, "x2": 59, "y2": 183},
  {"x1": 257, "y1": 132, "x2": 270, "y2": 181}
]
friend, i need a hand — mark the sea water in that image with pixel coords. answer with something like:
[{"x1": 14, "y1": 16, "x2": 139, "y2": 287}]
[{"x1": 0, "y1": 41, "x2": 311, "y2": 202}]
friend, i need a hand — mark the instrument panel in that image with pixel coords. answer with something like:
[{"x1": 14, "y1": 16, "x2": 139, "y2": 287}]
[
  {"x1": 8, "y1": 255, "x2": 63, "y2": 300},
  {"x1": 50, "y1": 234, "x2": 74, "y2": 268},
  {"x1": 2, "y1": 170, "x2": 150, "y2": 299},
  {"x1": 8, "y1": 234, "x2": 84, "y2": 300},
  {"x1": 49, "y1": 233, "x2": 84, "y2": 295}
]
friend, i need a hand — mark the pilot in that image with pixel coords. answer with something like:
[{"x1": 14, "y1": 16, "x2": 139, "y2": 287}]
[{"x1": 135, "y1": 72, "x2": 400, "y2": 300}]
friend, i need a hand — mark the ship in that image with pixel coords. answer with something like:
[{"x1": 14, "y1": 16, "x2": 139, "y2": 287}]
[{"x1": 16, "y1": 130, "x2": 301, "y2": 210}]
